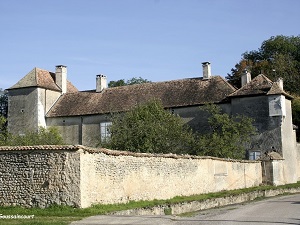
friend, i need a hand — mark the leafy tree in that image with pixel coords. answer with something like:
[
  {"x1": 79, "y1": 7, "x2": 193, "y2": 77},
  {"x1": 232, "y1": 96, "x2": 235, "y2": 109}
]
[
  {"x1": 0, "y1": 116, "x2": 7, "y2": 145},
  {"x1": 0, "y1": 89, "x2": 8, "y2": 118},
  {"x1": 100, "y1": 101, "x2": 256, "y2": 159},
  {"x1": 226, "y1": 59, "x2": 251, "y2": 88},
  {"x1": 100, "y1": 99, "x2": 195, "y2": 154},
  {"x1": 292, "y1": 96, "x2": 300, "y2": 141},
  {"x1": 108, "y1": 77, "x2": 151, "y2": 88},
  {"x1": 126, "y1": 77, "x2": 151, "y2": 85},
  {"x1": 194, "y1": 104, "x2": 256, "y2": 159},
  {"x1": 108, "y1": 79, "x2": 126, "y2": 88},
  {"x1": 226, "y1": 35, "x2": 300, "y2": 93},
  {"x1": 0, "y1": 127, "x2": 64, "y2": 146},
  {"x1": 0, "y1": 116, "x2": 6, "y2": 132}
]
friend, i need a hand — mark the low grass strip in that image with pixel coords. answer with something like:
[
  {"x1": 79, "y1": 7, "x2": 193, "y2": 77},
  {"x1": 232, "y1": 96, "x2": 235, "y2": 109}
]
[{"x1": 0, "y1": 182, "x2": 300, "y2": 225}]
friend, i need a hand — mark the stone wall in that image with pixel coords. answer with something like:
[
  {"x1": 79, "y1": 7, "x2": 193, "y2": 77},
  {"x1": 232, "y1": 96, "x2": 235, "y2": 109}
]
[
  {"x1": 0, "y1": 145, "x2": 263, "y2": 208},
  {"x1": 281, "y1": 98, "x2": 298, "y2": 184},
  {"x1": 297, "y1": 143, "x2": 300, "y2": 181},
  {"x1": 79, "y1": 147, "x2": 262, "y2": 208},
  {"x1": 8, "y1": 87, "x2": 61, "y2": 135},
  {"x1": 46, "y1": 114, "x2": 109, "y2": 146},
  {"x1": 8, "y1": 88, "x2": 40, "y2": 135},
  {"x1": 0, "y1": 146, "x2": 81, "y2": 208},
  {"x1": 231, "y1": 95, "x2": 283, "y2": 154}
]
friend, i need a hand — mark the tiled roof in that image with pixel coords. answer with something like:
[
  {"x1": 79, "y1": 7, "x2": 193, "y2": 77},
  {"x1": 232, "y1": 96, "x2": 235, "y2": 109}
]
[
  {"x1": 47, "y1": 76, "x2": 236, "y2": 117},
  {"x1": 229, "y1": 74, "x2": 292, "y2": 99},
  {"x1": 7, "y1": 68, "x2": 78, "y2": 93},
  {"x1": 66, "y1": 81, "x2": 79, "y2": 93},
  {"x1": 267, "y1": 82, "x2": 293, "y2": 98}
]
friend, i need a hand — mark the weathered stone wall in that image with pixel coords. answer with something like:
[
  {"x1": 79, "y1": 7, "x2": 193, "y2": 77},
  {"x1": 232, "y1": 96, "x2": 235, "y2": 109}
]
[
  {"x1": 8, "y1": 88, "x2": 61, "y2": 135},
  {"x1": 46, "y1": 114, "x2": 109, "y2": 146},
  {"x1": 1, "y1": 146, "x2": 288, "y2": 209},
  {"x1": 231, "y1": 95, "x2": 283, "y2": 154},
  {"x1": 0, "y1": 147, "x2": 81, "y2": 208},
  {"x1": 8, "y1": 88, "x2": 40, "y2": 135},
  {"x1": 281, "y1": 98, "x2": 298, "y2": 184},
  {"x1": 297, "y1": 143, "x2": 300, "y2": 181},
  {"x1": 80, "y1": 148, "x2": 262, "y2": 208},
  {"x1": 172, "y1": 103, "x2": 231, "y2": 135}
]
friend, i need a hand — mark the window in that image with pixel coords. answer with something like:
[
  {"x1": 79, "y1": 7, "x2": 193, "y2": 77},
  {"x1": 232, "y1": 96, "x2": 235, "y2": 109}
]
[
  {"x1": 249, "y1": 150, "x2": 261, "y2": 160},
  {"x1": 100, "y1": 122, "x2": 112, "y2": 142}
]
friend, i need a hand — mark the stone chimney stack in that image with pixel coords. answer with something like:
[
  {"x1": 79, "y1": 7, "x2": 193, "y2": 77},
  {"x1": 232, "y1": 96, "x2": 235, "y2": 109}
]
[
  {"x1": 55, "y1": 65, "x2": 67, "y2": 94},
  {"x1": 277, "y1": 77, "x2": 284, "y2": 90},
  {"x1": 96, "y1": 74, "x2": 107, "y2": 92},
  {"x1": 202, "y1": 62, "x2": 211, "y2": 79},
  {"x1": 241, "y1": 69, "x2": 251, "y2": 86}
]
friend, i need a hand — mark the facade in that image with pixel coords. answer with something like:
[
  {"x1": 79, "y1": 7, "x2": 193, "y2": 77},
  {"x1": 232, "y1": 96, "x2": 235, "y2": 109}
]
[{"x1": 6, "y1": 63, "x2": 298, "y2": 183}]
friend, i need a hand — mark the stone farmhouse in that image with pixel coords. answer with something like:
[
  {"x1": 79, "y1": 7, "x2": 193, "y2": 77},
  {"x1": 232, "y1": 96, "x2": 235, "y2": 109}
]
[
  {"x1": 2, "y1": 62, "x2": 300, "y2": 208},
  {"x1": 6, "y1": 62, "x2": 299, "y2": 184}
]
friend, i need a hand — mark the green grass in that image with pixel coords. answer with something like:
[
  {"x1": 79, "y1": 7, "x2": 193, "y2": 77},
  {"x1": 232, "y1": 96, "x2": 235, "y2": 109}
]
[{"x1": 1, "y1": 182, "x2": 300, "y2": 225}]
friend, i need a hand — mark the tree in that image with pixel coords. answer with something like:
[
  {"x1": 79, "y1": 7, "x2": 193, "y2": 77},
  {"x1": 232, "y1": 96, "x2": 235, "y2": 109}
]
[
  {"x1": 292, "y1": 96, "x2": 300, "y2": 141},
  {"x1": 0, "y1": 90, "x2": 8, "y2": 138},
  {"x1": 194, "y1": 104, "x2": 256, "y2": 159},
  {"x1": 226, "y1": 59, "x2": 250, "y2": 88},
  {"x1": 0, "y1": 116, "x2": 7, "y2": 145},
  {"x1": 99, "y1": 100, "x2": 256, "y2": 159},
  {"x1": 108, "y1": 79, "x2": 126, "y2": 88},
  {"x1": 126, "y1": 77, "x2": 151, "y2": 85},
  {"x1": 0, "y1": 126, "x2": 65, "y2": 146},
  {"x1": 226, "y1": 35, "x2": 300, "y2": 93},
  {"x1": 100, "y1": 99, "x2": 195, "y2": 154},
  {"x1": 108, "y1": 77, "x2": 151, "y2": 88},
  {"x1": 0, "y1": 89, "x2": 8, "y2": 118}
]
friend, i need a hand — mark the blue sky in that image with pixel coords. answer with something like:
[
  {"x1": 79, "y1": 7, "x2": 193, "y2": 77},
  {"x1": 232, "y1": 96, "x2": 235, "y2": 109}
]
[{"x1": 1, "y1": 0, "x2": 299, "y2": 91}]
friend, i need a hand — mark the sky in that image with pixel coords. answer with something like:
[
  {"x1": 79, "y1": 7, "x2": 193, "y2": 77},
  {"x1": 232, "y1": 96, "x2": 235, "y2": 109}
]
[{"x1": 1, "y1": 0, "x2": 300, "y2": 91}]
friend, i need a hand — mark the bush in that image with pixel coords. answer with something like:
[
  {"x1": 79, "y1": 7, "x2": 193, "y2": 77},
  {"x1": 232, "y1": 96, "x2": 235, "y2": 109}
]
[
  {"x1": 194, "y1": 104, "x2": 257, "y2": 159},
  {"x1": 0, "y1": 126, "x2": 64, "y2": 146},
  {"x1": 100, "y1": 99, "x2": 195, "y2": 154}
]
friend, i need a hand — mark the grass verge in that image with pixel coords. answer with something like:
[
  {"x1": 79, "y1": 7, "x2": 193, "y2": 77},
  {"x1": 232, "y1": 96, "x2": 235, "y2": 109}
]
[{"x1": 1, "y1": 182, "x2": 300, "y2": 225}]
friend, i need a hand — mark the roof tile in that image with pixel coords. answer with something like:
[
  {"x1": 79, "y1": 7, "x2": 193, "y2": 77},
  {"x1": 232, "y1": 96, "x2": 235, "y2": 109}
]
[
  {"x1": 47, "y1": 76, "x2": 236, "y2": 117},
  {"x1": 8, "y1": 68, "x2": 78, "y2": 93},
  {"x1": 229, "y1": 74, "x2": 292, "y2": 99}
]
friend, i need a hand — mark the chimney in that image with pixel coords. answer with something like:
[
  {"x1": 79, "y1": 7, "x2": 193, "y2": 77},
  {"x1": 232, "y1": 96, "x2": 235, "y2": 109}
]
[
  {"x1": 202, "y1": 62, "x2": 211, "y2": 79},
  {"x1": 96, "y1": 74, "x2": 107, "y2": 92},
  {"x1": 277, "y1": 77, "x2": 283, "y2": 90},
  {"x1": 55, "y1": 65, "x2": 67, "y2": 94},
  {"x1": 241, "y1": 69, "x2": 251, "y2": 86}
]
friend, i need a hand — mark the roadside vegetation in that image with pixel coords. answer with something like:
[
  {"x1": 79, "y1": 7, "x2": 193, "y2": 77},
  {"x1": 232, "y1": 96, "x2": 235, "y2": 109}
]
[{"x1": 0, "y1": 182, "x2": 300, "y2": 225}]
